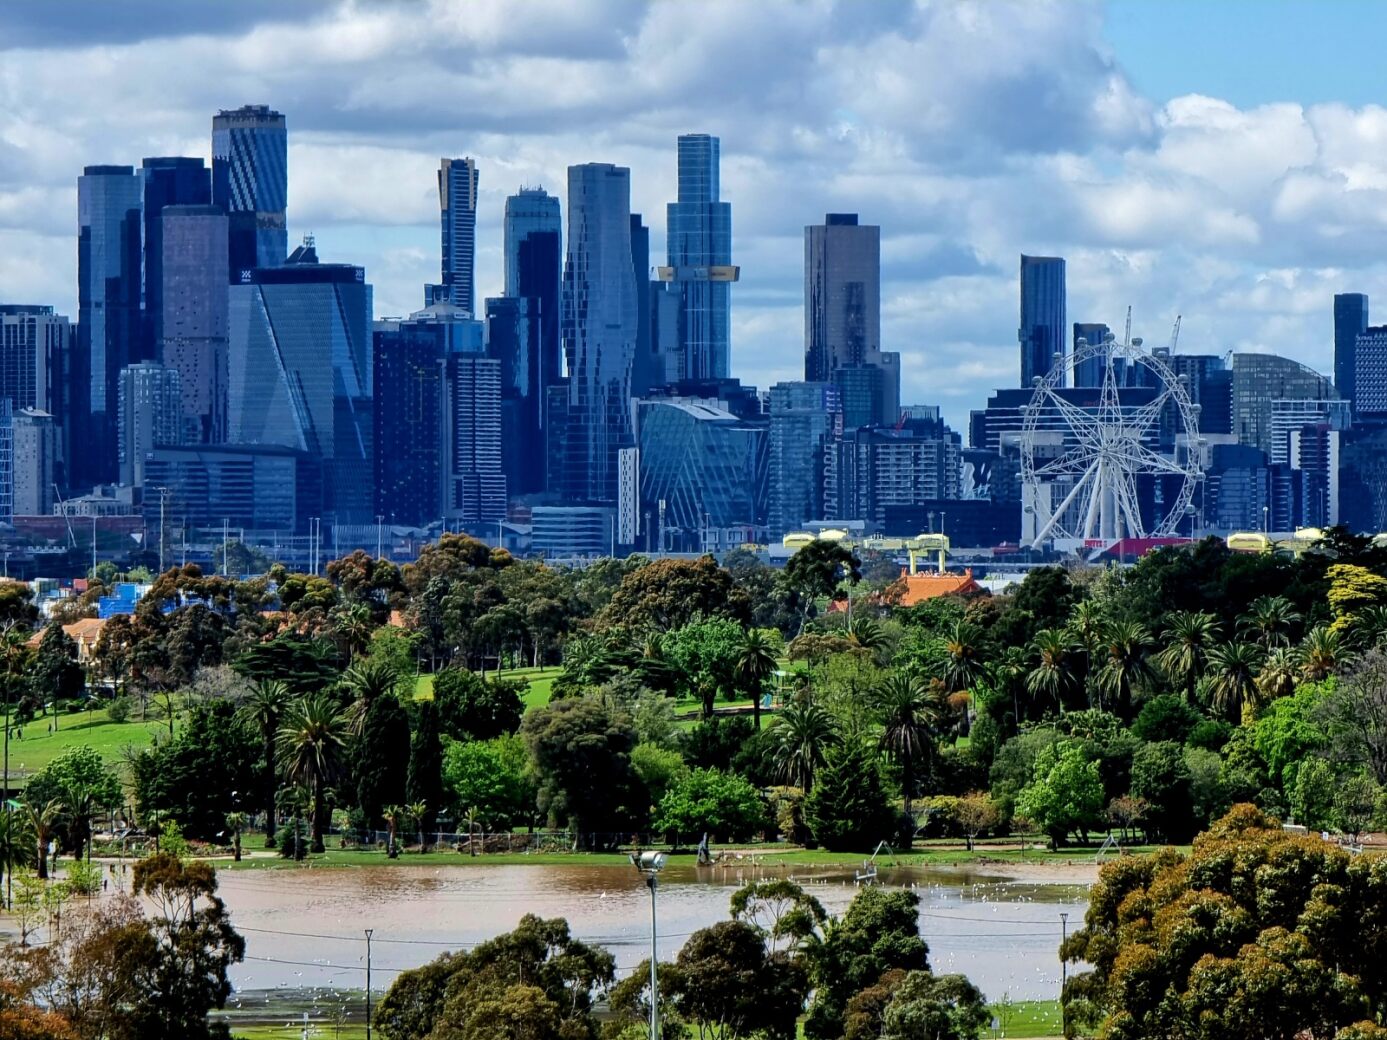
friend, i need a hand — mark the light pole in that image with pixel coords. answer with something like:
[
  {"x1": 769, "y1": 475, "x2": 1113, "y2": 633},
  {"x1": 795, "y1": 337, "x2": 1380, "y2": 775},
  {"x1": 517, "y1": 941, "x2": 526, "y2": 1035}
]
[
  {"x1": 152, "y1": 486, "x2": 170, "y2": 573},
  {"x1": 364, "y1": 928, "x2": 374, "y2": 1040},
  {"x1": 1059, "y1": 911, "x2": 1069, "y2": 989},
  {"x1": 632, "y1": 850, "x2": 667, "y2": 1040}
]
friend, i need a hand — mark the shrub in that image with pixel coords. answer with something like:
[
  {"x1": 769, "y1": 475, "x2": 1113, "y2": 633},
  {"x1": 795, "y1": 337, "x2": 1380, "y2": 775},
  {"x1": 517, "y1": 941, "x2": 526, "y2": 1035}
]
[{"x1": 106, "y1": 696, "x2": 132, "y2": 724}]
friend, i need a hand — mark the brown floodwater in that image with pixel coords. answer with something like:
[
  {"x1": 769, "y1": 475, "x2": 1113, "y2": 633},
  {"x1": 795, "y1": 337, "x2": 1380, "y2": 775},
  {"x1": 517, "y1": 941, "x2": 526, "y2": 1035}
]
[{"x1": 213, "y1": 861, "x2": 1086, "y2": 1010}]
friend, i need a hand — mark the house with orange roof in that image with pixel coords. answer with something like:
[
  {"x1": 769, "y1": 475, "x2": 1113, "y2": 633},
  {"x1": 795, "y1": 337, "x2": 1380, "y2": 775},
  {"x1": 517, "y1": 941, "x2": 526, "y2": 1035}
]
[
  {"x1": 27, "y1": 617, "x2": 107, "y2": 663},
  {"x1": 886, "y1": 568, "x2": 982, "y2": 606}
]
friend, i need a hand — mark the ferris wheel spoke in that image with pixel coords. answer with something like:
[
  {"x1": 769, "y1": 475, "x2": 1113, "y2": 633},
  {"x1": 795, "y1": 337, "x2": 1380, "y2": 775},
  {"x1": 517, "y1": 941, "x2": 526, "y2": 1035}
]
[
  {"x1": 1039, "y1": 389, "x2": 1102, "y2": 440},
  {"x1": 1035, "y1": 444, "x2": 1100, "y2": 477}
]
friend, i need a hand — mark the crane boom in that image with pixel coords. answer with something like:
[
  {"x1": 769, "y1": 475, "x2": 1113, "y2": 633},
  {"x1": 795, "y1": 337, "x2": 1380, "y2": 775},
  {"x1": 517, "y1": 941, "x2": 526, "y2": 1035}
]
[{"x1": 1169, "y1": 314, "x2": 1182, "y2": 353}]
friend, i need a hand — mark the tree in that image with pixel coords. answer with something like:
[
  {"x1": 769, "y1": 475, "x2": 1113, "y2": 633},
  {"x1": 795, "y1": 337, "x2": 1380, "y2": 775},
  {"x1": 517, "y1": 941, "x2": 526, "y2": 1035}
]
[
  {"x1": 406, "y1": 700, "x2": 443, "y2": 839},
  {"x1": 1026, "y1": 628, "x2": 1080, "y2": 714},
  {"x1": 879, "y1": 970, "x2": 990, "y2": 1040},
  {"x1": 1240, "y1": 595, "x2": 1302, "y2": 649},
  {"x1": 874, "y1": 672, "x2": 942, "y2": 816},
  {"x1": 235, "y1": 679, "x2": 289, "y2": 847},
  {"x1": 24, "y1": 747, "x2": 122, "y2": 860},
  {"x1": 29, "y1": 623, "x2": 84, "y2": 705},
  {"x1": 1129, "y1": 740, "x2": 1197, "y2": 842},
  {"x1": 784, "y1": 541, "x2": 862, "y2": 635},
  {"x1": 341, "y1": 656, "x2": 401, "y2": 734},
  {"x1": 1206, "y1": 641, "x2": 1264, "y2": 722},
  {"x1": 954, "y1": 792, "x2": 1000, "y2": 851},
  {"x1": 771, "y1": 698, "x2": 838, "y2": 792},
  {"x1": 940, "y1": 620, "x2": 987, "y2": 697},
  {"x1": 23, "y1": 799, "x2": 60, "y2": 881},
  {"x1": 352, "y1": 694, "x2": 411, "y2": 829},
  {"x1": 665, "y1": 618, "x2": 744, "y2": 719},
  {"x1": 805, "y1": 887, "x2": 930, "y2": 1040},
  {"x1": 1063, "y1": 805, "x2": 1387, "y2": 1040},
  {"x1": 521, "y1": 698, "x2": 647, "y2": 848},
  {"x1": 1131, "y1": 694, "x2": 1203, "y2": 744},
  {"x1": 132, "y1": 702, "x2": 259, "y2": 840},
  {"x1": 734, "y1": 627, "x2": 779, "y2": 732},
  {"x1": 655, "y1": 768, "x2": 765, "y2": 843},
  {"x1": 433, "y1": 666, "x2": 524, "y2": 741},
  {"x1": 674, "y1": 921, "x2": 807, "y2": 1040},
  {"x1": 1095, "y1": 620, "x2": 1154, "y2": 717},
  {"x1": 1014, "y1": 740, "x2": 1104, "y2": 847},
  {"x1": 804, "y1": 741, "x2": 896, "y2": 852},
  {"x1": 729, "y1": 879, "x2": 827, "y2": 956},
  {"x1": 597, "y1": 556, "x2": 750, "y2": 632},
  {"x1": 1322, "y1": 650, "x2": 1387, "y2": 784},
  {"x1": 276, "y1": 693, "x2": 348, "y2": 853},
  {"x1": 0, "y1": 809, "x2": 33, "y2": 907},
  {"x1": 1300, "y1": 624, "x2": 1346, "y2": 682},
  {"x1": 441, "y1": 736, "x2": 534, "y2": 830},
  {"x1": 1256, "y1": 646, "x2": 1300, "y2": 705},
  {"x1": 224, "y1": 812, "x2": 248, "y2": 862},
  {"x1": 1156, "y1": 610, "x2": 1221, "y2": 702}
]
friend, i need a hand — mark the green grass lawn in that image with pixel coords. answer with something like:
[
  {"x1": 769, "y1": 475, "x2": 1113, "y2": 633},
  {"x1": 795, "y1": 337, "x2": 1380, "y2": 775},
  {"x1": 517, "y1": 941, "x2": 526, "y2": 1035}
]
[
  {"x1": 2, "y1": 711, "x2": 163, "y2": 780},
  {"x1": 990, "y1": 999, "x2": 1063, "y2": 1038},
  {"x1": 230, "y1": 1026, "x2": 365, "y2": 1040},
  {"x1": 413, "y1": 666, "x2": 561, "y2": 711}
]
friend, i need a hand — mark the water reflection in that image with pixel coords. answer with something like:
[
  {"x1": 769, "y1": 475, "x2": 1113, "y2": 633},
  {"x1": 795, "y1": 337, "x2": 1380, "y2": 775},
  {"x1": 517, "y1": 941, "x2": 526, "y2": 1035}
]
[{"x1": 219, "y1": 862, "x2": 1087, "y2": 1005}]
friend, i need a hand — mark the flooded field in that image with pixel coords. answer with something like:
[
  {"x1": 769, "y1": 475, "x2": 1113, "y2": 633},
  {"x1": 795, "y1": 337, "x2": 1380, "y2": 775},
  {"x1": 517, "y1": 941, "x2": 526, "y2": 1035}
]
[{"x1": 216, "y1": 859, "x2": 1087, "y2": 1016}]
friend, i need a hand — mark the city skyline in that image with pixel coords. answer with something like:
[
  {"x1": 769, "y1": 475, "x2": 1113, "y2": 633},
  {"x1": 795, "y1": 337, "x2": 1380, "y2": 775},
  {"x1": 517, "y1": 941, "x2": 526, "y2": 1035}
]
[{"x1": 7, "y1": 2, "x2": 1387, "y2": 430}]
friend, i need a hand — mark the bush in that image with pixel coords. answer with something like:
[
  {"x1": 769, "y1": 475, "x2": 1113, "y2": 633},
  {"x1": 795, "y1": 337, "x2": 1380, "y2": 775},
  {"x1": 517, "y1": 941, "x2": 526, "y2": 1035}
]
[
  {"x1": 106, "y1": 696, "x2": 132, "y2": 724},
  {"x1": 805, "y1": 743, "x2": 896, "y2": 851}
]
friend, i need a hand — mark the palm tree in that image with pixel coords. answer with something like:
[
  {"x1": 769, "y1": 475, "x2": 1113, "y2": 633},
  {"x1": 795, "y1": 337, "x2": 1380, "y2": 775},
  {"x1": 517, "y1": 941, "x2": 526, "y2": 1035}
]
[
  {"x1": 771, "y1": 698, "x2": 838, "y2": 792},
  {"x1": 341, "y1": 658, "x2": 400, "y2": 734},
  {"x1": 225, "y1": 811, "x2": 249, "y2": 863},
  {"x1": 990, "y1": 646, "x2": 1029, "y2": 726},
  {"x1": 1096, "y1": 620, "x2": 1155, "y2": 717},
  {"x1": 1157, "y1": 611, "x2": 1222, "y2": 702},
  {"x1": 237, "y1": 679, "x2": 290, "y2": 847},
  {"x1": 940, "y1": 620, "x2": 987, "y2": 696},
  {"x1": 61, "y1": 782, "x2": 99, "y2": 863},
  {"x1": 1067, "y1": 600, "x2": 1108, "y2": 699},
  {"x1": 1026, "y1": 629, "x2": 1079, "y2": 715},
  {"x1": 1206, "y1": 642, "x2": 1264, "y2": 723},
  {"x1": 1239, "y1": 596, "x2": 1302, "y2": 650},
  {"x1": 874, "y1": 672, "x2": 943, "y2": 817},
  {"x1": 845, "y1": 615, "x2": 888, "y2": 657},
  {"x1": 277, "y1": 693, "x2": 348, "y2": 854},
  {"x1": 1299, "y1": 625, "x2": 1344, "y2": 682},
  {"x1": 1354, "y1": 605, "x2": 1387, "y2": 648},
  {"x1": 382, "y1": 804, "x2": 403, "y2": 858},
  {"x1": 23, "y1": 799, "x2": 60, "y2": 881},
  {"x1": 330, "y1": 601, "x2": 374, "y2": 662},
  {"x1": 0, "y1": 810, "x2": 33, "y2": 908},
  {"x1": 734, "y1": 628, "x2": 780, "y2": 732},
  {"x1": 408, "y1": 800, "x2": 429, "y2": 851},
  {"x1": 1256, "y1": 647, "x2": 1299, "y2": 704}
]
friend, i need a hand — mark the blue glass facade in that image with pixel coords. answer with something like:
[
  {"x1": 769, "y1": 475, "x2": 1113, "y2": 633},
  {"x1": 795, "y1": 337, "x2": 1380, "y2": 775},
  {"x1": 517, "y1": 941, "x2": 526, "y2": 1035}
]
[
  {"x1": 227, "y1": 248, "x2": 373, "y2": 522},
  {"x1": 768, "y1": 381, "x2": 841, "y2": 537},
  {"x1": 1335, "y1": 292, "x2": 1368, "y2": 414},
  {"x1": 438, "y1": 158, "x2": 478, "y2": 313},
  {"x1": 1019, "y1": 255, "x2": 1066, "y2": 387},
  {"x1": 1071, "y1": 322, "x2": 1110, "y2": 388},
  {"x1": 160, "y1": 205, "x2": 228, "y2": 443},
  {"x1": 144, "y1": 443, "x2": 320, "y2": 533},
  {"x1": 141, "y1": 156, "x2": 210, "y2": 357},
  {"x1": 485, "y1": 295, "x2": 543, "y2": 495},
  {"x1": 560, "y1": 163, "x2": 638, "y2": 504},
  {"x1": 77, "y1": 164, "x2": 143, "y2": 486},
  {"x1": 665, "y1": 134, "x2": 734, "y2": 379},
  {"x1": 373, "y1": 317, "x2": 446, "y2": 526},
  {"x1": 212, "y1": 105, "x2": 287, "y2": 275}
]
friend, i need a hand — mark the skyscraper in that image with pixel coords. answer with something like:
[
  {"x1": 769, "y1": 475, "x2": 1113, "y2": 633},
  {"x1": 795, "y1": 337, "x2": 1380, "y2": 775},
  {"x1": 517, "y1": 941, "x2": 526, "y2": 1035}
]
[
  {"x1": 373, "y1": 315, "x2": 446, "y2": 526},
  {"x1": 485, "y1": 296, "x2": 542, "y2": 495},
  {"x1": 0, "y1": 306, "x2": 72, "y2": 491},
  {"x1": 663, "y1": 133, "x2": 736, "y2": 379},
  {"x1": 436, "y1": 158, "x2": 479, "y2": 313},
  {"x1": 1335, "y1": 292, "x2": 1368, "y2": 414},
  {"x1": 140, "y1": 156, "x2": 211, "y2": 356},
  {"x1": 77, "y1": 164, "x2": 143, "y2": 486},
  {"x1": 117, "y1": 361, "x2": 182, "y2": 487},
  {"x1": 12, "y1": 408, "x2": 56, "y2": 516},
  {"x1": 504, "y1": 187, "x2": 560, "y2": 299},
  {"x1": 1020, "y1": 255, "x2": 1066, "y2": 387},
  {"x1": 1072, "y1": 322, "x2": 1111, "y2": 388},
  {"x1": 227, "y1": 240, "x2": 374, "y2": 522},
  {"x1": 212, "y1": 105, "x2": 288, "y2": 276},
  {"x1": 442, "y1": 350, "x2": 505, "y2": 524},
  {"x1": 560, "y1": 163, "x2": 638, "y2": 504},
  {"x1": 804, "y1": 214, "x2": 899, "y2": 426},
  {"x1": 768, "y1": 381, "x2": 842, "y2": 537},
  {"x1": 160, "y1": 205, "x2": 229, "y2": 443}
]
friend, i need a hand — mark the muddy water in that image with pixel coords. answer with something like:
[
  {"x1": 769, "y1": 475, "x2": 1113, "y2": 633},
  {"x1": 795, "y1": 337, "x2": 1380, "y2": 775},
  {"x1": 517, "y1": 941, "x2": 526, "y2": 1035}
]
[{"x1": 218, "y1": 861, "x2": 1086, "y2": 1009}]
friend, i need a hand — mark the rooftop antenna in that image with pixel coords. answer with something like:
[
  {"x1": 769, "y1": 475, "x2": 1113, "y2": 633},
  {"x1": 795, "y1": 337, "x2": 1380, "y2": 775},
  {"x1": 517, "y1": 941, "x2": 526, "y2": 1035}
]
[{"x1": 1124, "y1": 305, "x2": 1133, "y2": 348}]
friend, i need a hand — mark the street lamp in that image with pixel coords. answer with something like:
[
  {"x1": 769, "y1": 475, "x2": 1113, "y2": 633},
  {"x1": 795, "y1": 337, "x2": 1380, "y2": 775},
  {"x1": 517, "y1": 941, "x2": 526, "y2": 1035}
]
[
  {"x1": 1059, "y1": 911, "x2": 1069, "y2": 1032},
  {"x1": 631, "y1": 851, "x2": 667, "y2": 1040},
  {"x1": 364, "y1": 928, "x2": 374, "y2": 1040}
]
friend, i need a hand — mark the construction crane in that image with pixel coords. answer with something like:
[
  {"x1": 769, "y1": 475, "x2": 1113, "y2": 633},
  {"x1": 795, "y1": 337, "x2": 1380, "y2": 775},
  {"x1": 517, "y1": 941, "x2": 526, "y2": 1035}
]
[
  {"x1": 1169, "y1": 314, "x2": 1182, "y2": 353},
  {"x1": 1124, "y1": 305, "x2": 1132, "y2": 347}
]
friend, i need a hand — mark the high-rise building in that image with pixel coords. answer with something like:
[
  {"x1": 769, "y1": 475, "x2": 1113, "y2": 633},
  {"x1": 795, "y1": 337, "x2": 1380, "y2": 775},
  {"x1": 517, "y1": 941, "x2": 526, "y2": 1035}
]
[
  {"x1": 1020, "y1": 255, "x2": 1066, "y2": 387},
  {"x1": 117, "y1": 361, "x2": 182, "y2": 487},
  {"x1": 502, "y1": 188, "x2": 562, "y2": 474},
  {"x1": 1288, "y1": 423, "x2": 1340, "y2": 528},
  {"x1": 160, "y1": 205, "x2": 229, "y2": 443},
  {"x1": 77, "y1": 165, "x2": 143, "y2": 486},
  {"x1": 485, "y1": 296, "x2": 543, "y2": 495},
  {"x1": 767, "y1": 381, "x2": 841, "y2": 537},
  {"x1": 227, "y1": 240, "x2": 373, "y2": 522},
  {"x1": 373, "y1": 314, "x2": 446, "y2": 526},
  {"x1": 442, "y1": 350, "x2": 505, "y2": 524},
  {"x1": 435, "y1": 157, "x2": 479, "y2": 313},
  {"x1": 1335, "y1": 293, "x2": 1368, "y2": 415},
  {"x1": 804, "y1": 214, "x2": 898, "y2": 426},
  {"x1": 0, "y1": 304, "x2": 70, "y2": 422},
  {"x1": 212, "y1": 105, "x2": 288, "y2": 276},
  {"x1": 144, "y1": 443, "x2": 320, "y2": 533},
  {"x1": 1230, "y1": 353, "x2": 1340, "y2": 457},
  {"x1": 140, "y1": 157, "x2": 211, "y2": 356},
  {"x1": 560, "y1": 163, "x2": 637, "y2": 504},
  {"x1": 1353, "y1": 325, "x2": 1387, "y2": 421},
  {"x1": 11, "y1": 409, "x2": 55, "y2": 516},
  {"x1": 824, "y1": 420, "x2": 963, "y2": 525},
  {"x1": 504, "y1": 187, "x2": 561, "y2": 299},
  {"x1": 1072, "y1": 322, "x2": 1111, "y2": 388},
  {"x1": 662, "y1": 133, "x2": 736, "y2": 379}
]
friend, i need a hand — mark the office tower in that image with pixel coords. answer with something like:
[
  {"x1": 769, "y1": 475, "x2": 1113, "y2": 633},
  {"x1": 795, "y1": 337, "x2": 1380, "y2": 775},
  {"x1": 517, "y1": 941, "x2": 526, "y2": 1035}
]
[
  {"x1": 1354, "y1": 326, "x2": 1387, "y2": 421},
  {"x1": 373, "y1": 317, "x2": 445, "y2": 526},
  {"x1": 485, "y1": 296, "x2": 542, "y2": 495},
  {"x1": 160, "y1": 205, "x2": 229, "y2": 442},
  {"x1": 824, "y1": 421, "x2": 963, "y2": 525},
  {"x1": 804, "y1": 214, "x2": 899, "y2": 426},
  {"x1": 767, "y1": 381, "x2": 841, "y2": 537},
  {"x1": 442, "y1": 350, "x2": 505, "y2": 524},
  {"x1": 635, "y1": 396, "x2": 766, "y2": 551},
  {"x1": 1072, "y1": 322, "x2": 1111, "y2": 388},
  {"x1": 1335, "y1": 293, "x2": 1368, "y2": 415},
  {"x1": 145, "y1": 444, "x2": 320, "y2": 532},
  {"x1": 1020, "y1": 255, "x2": 1066, "y2": 387},
  {"x1": 618, "y1": 447, "x2": 640, "y2": 546},
  {"x1": 435, "y1": 158, "x2": 479, "y2": 313},
  {"x1": 0, "y1": 401, "x2": 13, "y2": 523},
  {"x1": 530, "y1": 505, "x2": 613, "y2": 556},
  {"x1": 227, "y1": 240, "x2": 374, "y2": 522},
  {"x1": 212, "y1": 105, "x2": 288, "y2": 275},
  {"x1": 630, "y1": 214, "x2": 656, "y2": 396},
  {"x1": 560, "y1": 163, "x2": 637, "y2": 504},
  {"x1": 140, "y1": 157, "x2": 211, "y2": 356},
  {"x1": 663, "y1": 133, "x2": 736, "y2": 379},
  {"x1": 117, "y1": 361, "x2": 182, "y2": 487},
  {"x1": 0, "y1": 303, "x2": 70, "y2": 418},
  {"x1": 12, "y1": 409, "x2": 56, "y2": 515},
  {"x1": 77, "y1": 165, "x2": 143, "y2": 486},
  {"x1": 1288, "y1": 423, "x2": 1340, "y2": 528},
  {"x1": 504, "y1": 187, "x2": 561, "y2": 298},
  {"x1": 1230, "y1": 352, "x2": 1340, "y2": 457},
  {"x1": 503, "y1": 188, "x2": 562, "y2": 460}
]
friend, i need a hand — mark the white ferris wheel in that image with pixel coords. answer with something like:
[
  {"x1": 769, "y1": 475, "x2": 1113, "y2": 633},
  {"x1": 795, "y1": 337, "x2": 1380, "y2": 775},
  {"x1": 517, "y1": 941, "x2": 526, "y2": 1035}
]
[{"x1": 1021, "y1": 329, "x2": 1201, "y2": 547}]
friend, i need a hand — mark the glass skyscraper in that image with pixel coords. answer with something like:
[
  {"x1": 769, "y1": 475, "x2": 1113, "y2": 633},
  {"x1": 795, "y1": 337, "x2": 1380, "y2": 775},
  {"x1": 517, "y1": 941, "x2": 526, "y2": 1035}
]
[
  {"x1": 212, "y1": 105, "x2": 288, "y2": 276},
  {"x1": 1019, "y1": 255, "x2": 1066, "y2": 387},
  {"x1": 77, "y1": 164, "x2": 143, "y2": 485},
  {"x1": 373, "y1": 315, "x2": 446, "y2": 526},
  {"x1": 1071, "y1": 321, "x2": 1111, "y2": 388},
  {"x1": 664, "y1": 133, "x2": 736, "y2": 379},
  {"x1": 1334, "y1": 292, "x2": 1368, "y2": 414},
  {"x1": 768, "y1": 381, "x2": 841, "y2": 537},
  {"x1": 227, "y1": 242, "x2": 373, "y2": 522},
  {"x1": 117, "y1": 361, "x2": 182, "y2": 487},
  {"x1": 160, "y1": 204, "x2": 228, "y2": 443},
  {"x1": 437, "y1": 157, "x2": 479, "y2": 313},
  {"x1": 560, "y1": 163, "x2": 638, "y2": 504},
  {"x1": 140, "y1": 156, "x2": 210, "y2": 356},
  {"x1": 485, "y1": 295, "x2": 543, "y2": 495}
]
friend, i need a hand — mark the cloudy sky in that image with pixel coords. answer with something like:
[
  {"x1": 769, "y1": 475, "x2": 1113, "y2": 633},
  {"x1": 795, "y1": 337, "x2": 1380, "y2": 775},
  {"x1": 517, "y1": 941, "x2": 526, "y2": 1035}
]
[{"x1": 4, "y1": 0, "x2": 1387, "y2": 429}]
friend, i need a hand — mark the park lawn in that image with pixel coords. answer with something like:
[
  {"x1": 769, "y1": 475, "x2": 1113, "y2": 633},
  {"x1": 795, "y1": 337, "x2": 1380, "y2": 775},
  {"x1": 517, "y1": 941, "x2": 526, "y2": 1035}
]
[
  {"x1": 3, "y1": 712, "x2": 161, "y2": 779},
  {"x1": 412, "y1": 666, "x2": 562, "y2": 711},
  {"x1": 227, "y1": 1022, "x2": 365, "y2": 1039},
  {"x1": 221, "y1": 847, "x2": 639, "y2": 870},
  {"x1": 990, "y1": 999, "x2": 1063, "y2": 1038}
]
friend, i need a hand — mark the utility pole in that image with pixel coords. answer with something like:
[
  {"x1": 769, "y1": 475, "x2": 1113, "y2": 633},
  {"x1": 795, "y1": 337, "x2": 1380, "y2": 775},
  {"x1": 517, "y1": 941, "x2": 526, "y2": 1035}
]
[
  {"x1": 364, "y1": 928, "x2": 374, "y2": 1039},
  {"x1": 153, "y1": 486, "x2": 169, "y2": 573},
  {"x1": 632, "y1": 851, "x2": 666, "y2": 1040},
  {"x1": 222, "y1": 517, "x2": 230, "y2": 576},
  {"x1": 376, "y1": 515, "x2": 384, "y2": 560}
]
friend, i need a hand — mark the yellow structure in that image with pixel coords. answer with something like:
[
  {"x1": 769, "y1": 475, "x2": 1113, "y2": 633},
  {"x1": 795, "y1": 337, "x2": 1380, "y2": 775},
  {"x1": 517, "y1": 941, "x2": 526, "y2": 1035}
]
[{"x1": 782, "y1": 531, "x2": 952, "y2": 575}]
